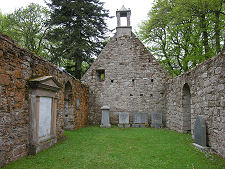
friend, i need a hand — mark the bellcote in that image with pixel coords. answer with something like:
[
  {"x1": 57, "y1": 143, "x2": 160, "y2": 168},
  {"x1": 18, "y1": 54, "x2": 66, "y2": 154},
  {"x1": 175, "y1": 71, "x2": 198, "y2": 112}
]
[{"x1": 116, "y1": 5, "x2": 132, "y2": 37}]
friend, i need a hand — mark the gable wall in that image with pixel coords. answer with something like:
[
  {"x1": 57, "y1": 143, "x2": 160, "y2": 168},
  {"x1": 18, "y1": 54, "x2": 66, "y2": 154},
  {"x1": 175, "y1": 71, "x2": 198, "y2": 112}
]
[
  {"x1": 0, "y1": 34, "x2": 89, "y2": 167},
  {"x1": 82, "y1": 33, "x2": 168, "y2": 124}
]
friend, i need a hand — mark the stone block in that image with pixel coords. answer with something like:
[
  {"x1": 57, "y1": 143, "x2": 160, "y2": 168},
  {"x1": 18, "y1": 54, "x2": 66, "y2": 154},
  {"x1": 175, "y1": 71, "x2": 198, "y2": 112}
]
[
  {"x1": 14, "y1": 91, "x2": 24, "y2": 103},
  {"x1": 0, "y1": 74, "x2": 10, "y2": 86},
  {"x1": 0, "y1": 50, "x2": 3, "y2": 57},
  {"x1": 13, "y1": 69, "x2": 22, "y2": 79}
]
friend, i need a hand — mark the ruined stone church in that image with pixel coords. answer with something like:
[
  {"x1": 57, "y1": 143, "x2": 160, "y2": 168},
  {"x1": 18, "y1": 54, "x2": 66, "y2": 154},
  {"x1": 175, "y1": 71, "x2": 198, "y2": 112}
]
[
  {"x1": 0, "y1": 6, "x2": 225, "y2": 167},
  {"x1": 82, "y1": 6, "x2": 225, "y2": 157}
]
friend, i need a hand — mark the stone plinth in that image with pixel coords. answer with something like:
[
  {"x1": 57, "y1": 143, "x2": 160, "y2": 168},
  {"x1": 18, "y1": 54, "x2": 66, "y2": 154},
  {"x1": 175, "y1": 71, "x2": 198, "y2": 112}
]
[{"x1": 100, "y1": 106, "x2": 111, "y2": 128}]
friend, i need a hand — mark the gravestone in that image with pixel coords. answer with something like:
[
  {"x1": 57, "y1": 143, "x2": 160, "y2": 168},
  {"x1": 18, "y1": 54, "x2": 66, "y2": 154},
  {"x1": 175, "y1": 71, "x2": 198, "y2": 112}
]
[
  {"x1": 151, "y1": 112, "x2": 162, "y2": 128},
  {"x1": 194, "y1": 116, "x2": 207, "y2": 147},
  {"x1": 100, "y1": 106, "x2": 111, "y2": 128},
  {"x1": 132, "y1": 112, "x2": 148, "y2": 128},
  {"x1": 118, "y1": 112, "x2": 130, "y2": 128}
]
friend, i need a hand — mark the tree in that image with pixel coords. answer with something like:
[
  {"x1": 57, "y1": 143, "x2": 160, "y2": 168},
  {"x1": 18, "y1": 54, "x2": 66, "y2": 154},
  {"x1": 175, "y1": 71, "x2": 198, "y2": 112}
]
[
  {"x1": 46, "y1": 0, "x2": 111, "y2": 79},
  {"x1": 0, "y1": 3, "x2": 50, "y2": 57},
  {"x1": 138, "y1": 0, "x2": 225, "y2": 76},
  {"x1": 5, "y1": 3, "x2": 50, "y2": 56},
  {"x1": 0, "y1": 12, "x2": 10, "y2": 34}
]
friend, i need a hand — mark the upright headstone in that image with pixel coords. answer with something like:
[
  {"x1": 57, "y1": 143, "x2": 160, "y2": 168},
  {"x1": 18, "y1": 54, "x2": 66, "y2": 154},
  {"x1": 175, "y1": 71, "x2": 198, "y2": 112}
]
[
  {"x1": 132, "y1": 112, "x2": 148, "y2": 128},
  {"x1": 151, "y1": 112, "x2": 162, "y2": 128},
  {"x1": 100, "y1": 106, "x2": 111, "y2": 128},
  {"x1": 118, "y1": 112, "x2": 130, "y2": 128},
  {"x1": 194, "y1": 116, "x2": 207, "y2": 147}
]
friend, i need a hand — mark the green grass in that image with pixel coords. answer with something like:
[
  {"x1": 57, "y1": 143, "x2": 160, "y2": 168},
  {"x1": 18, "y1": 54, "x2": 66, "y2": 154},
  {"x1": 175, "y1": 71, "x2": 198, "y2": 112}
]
[{"x1": 3, "y1": 126, "x2": 225, "y2": 169}]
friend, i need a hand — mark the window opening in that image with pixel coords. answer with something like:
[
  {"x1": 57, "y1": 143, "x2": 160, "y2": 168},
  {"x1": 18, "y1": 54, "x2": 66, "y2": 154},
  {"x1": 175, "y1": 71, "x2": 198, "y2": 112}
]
[{"x1": 96, "y1": 69, "x2": 105, "y2": 81}]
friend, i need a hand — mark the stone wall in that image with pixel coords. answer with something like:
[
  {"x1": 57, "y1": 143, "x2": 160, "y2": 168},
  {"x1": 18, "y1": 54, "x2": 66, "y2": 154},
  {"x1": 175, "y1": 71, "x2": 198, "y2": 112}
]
[
  {"x1": 0, "y1": 33, "x2": 89, "y2": 167},
  {"x1": 82, "y1": 32, "x2": 168, "y2": 124},
  {"x1": 166, "y1": 51, "x2": 225, "y2": 157}
]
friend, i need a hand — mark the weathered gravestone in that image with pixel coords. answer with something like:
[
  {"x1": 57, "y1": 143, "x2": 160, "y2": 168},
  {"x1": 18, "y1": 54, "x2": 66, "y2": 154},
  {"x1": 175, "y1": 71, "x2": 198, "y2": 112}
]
[
  {"x1": 151, "y1": 112, "x2": 162, "y2": 128},
  {"x1": 132, "y1": 112, "x2": 148, "y2": 128},
  {"x1": 100, "y1": 106, "x2": 111, "y2": 128},
  {"x1": 118, "y1": 112, "x2": 130, "y2": 128},
  {"x1": 194, "y1": 116, "x2": 207, "y2": 146},
  {"x1": 193, "y1": 116, "x2": 209, "y2": 151}
]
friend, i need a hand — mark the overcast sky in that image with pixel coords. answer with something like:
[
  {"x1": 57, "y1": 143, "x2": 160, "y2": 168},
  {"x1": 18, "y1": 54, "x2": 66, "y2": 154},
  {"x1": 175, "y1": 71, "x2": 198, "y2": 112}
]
[{"x1": 0, "y1": 0, "x2": 154, "y2": 33}]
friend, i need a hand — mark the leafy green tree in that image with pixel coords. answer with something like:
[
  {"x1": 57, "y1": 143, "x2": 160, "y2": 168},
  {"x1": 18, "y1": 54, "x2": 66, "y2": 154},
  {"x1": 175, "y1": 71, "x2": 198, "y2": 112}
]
[
  {"x1": 46, "y1": 0, "x2": 111, "y2": 79},
  {"x1": 138, "y1": 0, "x2": 225, "y2": 76},
  {"x1": 7, "y1": 3, "x2": 50, "y2": 55},
  {"x1": 0, "y1": 12, "x2": 10, "y2": 34}
]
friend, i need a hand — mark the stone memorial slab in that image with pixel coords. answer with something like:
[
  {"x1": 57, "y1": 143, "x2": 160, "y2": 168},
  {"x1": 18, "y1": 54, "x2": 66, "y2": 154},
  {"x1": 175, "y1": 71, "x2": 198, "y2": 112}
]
[
  {"x1": 100, "y1": 106, "x2": 111, "y2": 128},
  {"x1": 118, "y1": 112, "x2": 130, "y2": 128},
  {"x1": 133, "y1": 113, "x2": 142, "y2": 124},
  {"x1": 132, "y1": 112, "x2": 148, "y2": 127},
  {"x1": 133, "y1": 112, "x2": 148, "y2": 124},
  {"x1": 194, "y1": 116, "x2": 207, "y2": 147},
  {"x1": 151, "y1": 112, "x2": 162, "y2": 128},
  {"x1": 39, "y1": 97, "x2": 52, "y2": 142},
  {"x1": 141, "y1": 113, "x2": 148, "y2": 124}
]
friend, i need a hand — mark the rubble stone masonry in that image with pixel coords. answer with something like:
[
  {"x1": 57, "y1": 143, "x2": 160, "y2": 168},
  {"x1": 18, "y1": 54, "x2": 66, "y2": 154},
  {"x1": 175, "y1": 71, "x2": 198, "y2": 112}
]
[
  {"x1": 0, "y1": 33, "x2": 89, "y2": 167},
  {"x1": 82, "y1": 29, "x2": 225, "y2": 158},
  {"x1": 166, "y1": 51, "x2": 225, "y2": 157},
  {"x1": 82, "y1": 32, "x2": 169, "y2": 124},
  {"x1": 1, "y1": 25, "x2": 225, "y2": 167}
]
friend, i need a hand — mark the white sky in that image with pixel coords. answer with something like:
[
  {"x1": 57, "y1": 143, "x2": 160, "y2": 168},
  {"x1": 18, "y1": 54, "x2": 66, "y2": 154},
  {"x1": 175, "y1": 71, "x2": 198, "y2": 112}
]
[{"x1": 0, "y1": 0, "x2": 154, "y2": 33}]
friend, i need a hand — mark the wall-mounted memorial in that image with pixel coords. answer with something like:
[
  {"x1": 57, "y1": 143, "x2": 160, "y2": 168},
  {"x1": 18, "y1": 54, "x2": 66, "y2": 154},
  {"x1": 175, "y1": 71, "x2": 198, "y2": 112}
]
[{"x1": 29, "y1": 76, "x2": 61, "y2": 154}]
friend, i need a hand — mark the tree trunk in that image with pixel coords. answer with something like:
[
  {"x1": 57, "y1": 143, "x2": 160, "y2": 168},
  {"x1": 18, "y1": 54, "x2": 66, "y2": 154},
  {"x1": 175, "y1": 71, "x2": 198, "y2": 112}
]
[
  {"x1": 199, "y1": 13, "x2": 210, "y2": 58},
  {"x1": 74, "y1": 55, "x2": 82, "y2": 79},
  {"x1": 214, "y1": 11, "x2": 221, "y2": 53}
]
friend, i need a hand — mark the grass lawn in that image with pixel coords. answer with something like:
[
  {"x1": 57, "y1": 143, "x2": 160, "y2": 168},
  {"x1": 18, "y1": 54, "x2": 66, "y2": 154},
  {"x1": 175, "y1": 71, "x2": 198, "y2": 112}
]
[{"x1": 3, "y1": 126, "x2": 225, "y2": 169}]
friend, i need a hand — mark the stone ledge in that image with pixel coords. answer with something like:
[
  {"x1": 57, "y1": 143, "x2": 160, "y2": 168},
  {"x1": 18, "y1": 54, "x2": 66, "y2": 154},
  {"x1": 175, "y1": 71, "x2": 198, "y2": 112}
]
[{"x1": 192, "y1": 143, "x2": 210, "y2": 152}]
